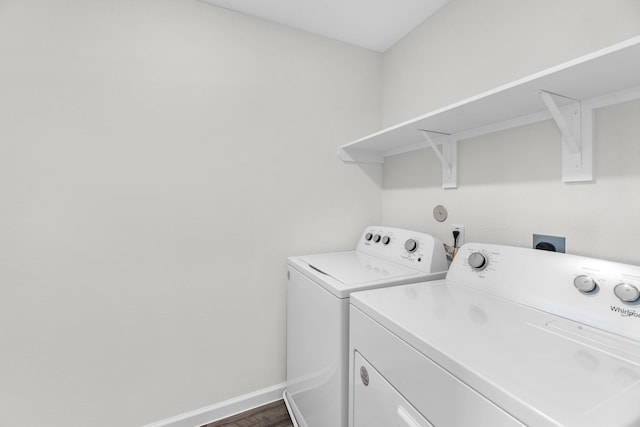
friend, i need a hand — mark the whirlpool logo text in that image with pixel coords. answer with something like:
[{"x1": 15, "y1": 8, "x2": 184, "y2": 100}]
[{"x1": 610, "y1": 306, "x2": 640, "y2": 319}]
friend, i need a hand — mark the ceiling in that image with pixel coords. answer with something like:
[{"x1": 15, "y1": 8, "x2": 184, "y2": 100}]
[{"x1": 200, "y1": 0, "x2": 449, "y2": 52}]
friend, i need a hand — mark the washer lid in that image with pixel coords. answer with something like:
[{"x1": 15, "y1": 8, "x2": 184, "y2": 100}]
[
  {"x1": 352, "y1": 281, "x2": 640, "y2": 427},
  {"x1": 300, "y1": 252, "x2": 420, "y2": 286}
]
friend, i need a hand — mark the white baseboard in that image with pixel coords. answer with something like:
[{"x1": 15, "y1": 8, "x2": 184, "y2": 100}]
[{"x1": 143, "y1": 383, "x2": 286, "y2": 427}]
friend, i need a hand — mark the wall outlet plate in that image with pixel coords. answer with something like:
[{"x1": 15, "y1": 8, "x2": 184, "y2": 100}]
[
  {"x1": 452, "y1": 224, "x2": 465, "y2": 248},
  {"x1": 533, "y1": 234, "x2": 565, "y2": 253}
]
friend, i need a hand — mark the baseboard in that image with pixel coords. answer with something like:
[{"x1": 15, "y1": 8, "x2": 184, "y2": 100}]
[{"x1": 143, "y1": 383, "x2": 286, "y2": 427}]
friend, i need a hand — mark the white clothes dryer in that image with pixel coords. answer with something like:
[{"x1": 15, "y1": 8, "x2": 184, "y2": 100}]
[
  {"x1": 284, "y1": 226, "x2": 448, "y2": 427},
  {"x1": 350, "y1": 243, "x2": 640, "y2": 427}
]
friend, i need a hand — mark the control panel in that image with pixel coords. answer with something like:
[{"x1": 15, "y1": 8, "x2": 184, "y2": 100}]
[
  {"x1": 447, "y1": 243, "x2": 640, "y2": 341},
  {"x1": 357, "y1": 226, "x2": 448, "y2": 274}
]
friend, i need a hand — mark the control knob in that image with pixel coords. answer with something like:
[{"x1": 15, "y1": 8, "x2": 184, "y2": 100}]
[
  {"x1": 404, "y1": 239, "x2": 418, "y2": 253},
  {"x1": 468, "y1": 252, "x2": 488, "y2": 271},
  {"x1": 365, "y1": 232, "x2": 373, "y2": 241},
  {"x1": 614, "y1": 283, "x2": 640, "y2": 303},
  {"x1": 573, "y1": 275, "x2": 597, "y2": 293},
  {"x1": 373, "y1": 234, "x2": 381, "y2": 243},
  {"x1": 382, "y1": 236, "x2": 391, "y2": 245}
]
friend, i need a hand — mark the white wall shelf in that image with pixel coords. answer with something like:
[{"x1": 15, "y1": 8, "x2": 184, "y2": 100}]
[{"x1": 338, "y1": 36, "x2": 640, "y2": 188}]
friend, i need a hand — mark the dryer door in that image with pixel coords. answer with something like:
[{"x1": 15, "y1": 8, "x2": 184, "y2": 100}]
[{"x1": 353, "y1": 352, "x2": 433, "y2": 427}]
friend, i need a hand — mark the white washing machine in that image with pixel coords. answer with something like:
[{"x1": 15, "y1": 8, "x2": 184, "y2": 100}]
[
  {"x1": 350, "y1": 243, "x2": 640, "y2": 427},
  {"x1": 284, "y1": 226, "x2": 449, "y2": 427}
]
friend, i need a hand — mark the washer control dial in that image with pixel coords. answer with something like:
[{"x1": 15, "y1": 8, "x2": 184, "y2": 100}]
[
  {"x1": 468, "y1": 252, "x2": 488, "y2": 271},
  {"x1": 614, "y1": 283, "x2": 640, "y2": 303},
  {"x1": 381, "y1": 236, "x2": 391, "y2": 245},
  {"x1": 404, "y1": 239, "x2": 418, "y2": 253},
  {"x1": 365, "y1": 233, "x2": 373, "y2": 241},
  {"x1": 574, "y1": 275, "x2": 597, "y2": 293},
  {"x1": 373, "y1": 234, "x2": 381, "y2": 243}
]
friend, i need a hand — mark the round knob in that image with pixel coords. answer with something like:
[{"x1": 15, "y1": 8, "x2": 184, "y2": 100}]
[
  {"x1": 373, "y1": 234, "x2": 381, "y2": 243},
  {"x1": 404, "y1": 239, "x2": 418, "y2": 253},
  {"x1": 365, "y1": 233, "x2": 373, "y2": 241},
  {"x1": 614, "y1": 283, "x2": 640, "y2": 303},
  {"x1": 574, "y1": 275, "x2": 597, "y2": 293},
  {"x1": 381, "y1": 236, "x2": 391, "y2": 245},
  {"x1": 468, "y1": 252, "x2": 488, "y2": 271}
]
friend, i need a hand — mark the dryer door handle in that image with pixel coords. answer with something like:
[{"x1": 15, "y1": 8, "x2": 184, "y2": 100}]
[
  {"x1": 397, "y1": 406, "x2": 430, "y2": 427},
  {"x1": 308, "y1": 264, "x2": 329, "y2": 276}
]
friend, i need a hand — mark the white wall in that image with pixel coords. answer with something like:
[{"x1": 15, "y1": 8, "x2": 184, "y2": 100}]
[
  {"x1": 382, "y1": 0, "x2": 640, "y2": 264},
  {"x1": 0, "y1": 1, "x2": 382, "y2": 426}
]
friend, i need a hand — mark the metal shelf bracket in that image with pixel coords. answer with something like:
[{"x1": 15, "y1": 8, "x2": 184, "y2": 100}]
[
  {"x1": 418, "y1": 129, "x2": 458, "y2": 189},
  {"x1": 538, "y1": 90, "x2": 593, "y2": 182}
]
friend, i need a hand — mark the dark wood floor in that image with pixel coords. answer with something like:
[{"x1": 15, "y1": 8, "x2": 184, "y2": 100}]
[{"x1": 201, "y1": 400, "x2": 294, "y2": 427}]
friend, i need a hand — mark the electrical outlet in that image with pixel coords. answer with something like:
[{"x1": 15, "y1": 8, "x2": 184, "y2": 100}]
[
  {"x1": 532, "y1": 234, "x2": 565, "y2": 253},
  {"x1": 452, "y1": 224, "x2": 465, "y2": 248}
]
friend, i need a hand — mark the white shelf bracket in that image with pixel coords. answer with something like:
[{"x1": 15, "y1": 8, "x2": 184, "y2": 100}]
[
  {"x1": 418, "y1": 129, "x2": 457, "y2": 189},
  {"x1": 538, "y1": 90, "x2": 593, "y2": 182}
]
